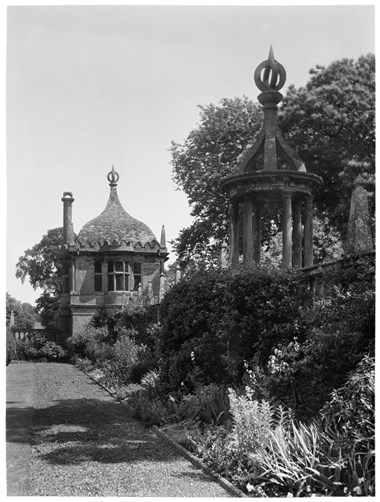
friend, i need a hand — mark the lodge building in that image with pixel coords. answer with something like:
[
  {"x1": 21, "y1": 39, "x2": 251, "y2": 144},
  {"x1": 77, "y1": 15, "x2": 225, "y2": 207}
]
[{"x1": 58, "y1": 167, "x2": 168, "y2": 337}]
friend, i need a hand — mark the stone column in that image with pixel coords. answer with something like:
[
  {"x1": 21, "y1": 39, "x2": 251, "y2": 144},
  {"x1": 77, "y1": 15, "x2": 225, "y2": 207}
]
[
  {"x1": 159, "y1": 273, "x2": 166, "y2": 303},
  {"x1": 282, "y1": 192, "x2": 292, "y2": 269},
  {"x1": 70, "y1": 260, "x2": 76, "y2": 293},
  {"x1": 243, "y1": 199, "x2": 253, "y2": 267},
  {"x1": 252, "y1": 203, "x2": 261, "y2": 265},
  {"x1": 263, "y1": 106, "x2": 278, "y2": 171},
  {"x1": 230, "y1": 201, "x2": 240, "y2": 268},
  {"x1": 304, "y1": 195, "x2": 314, "y2": 267},
  {"x1": 292, "y1": 199, "x2": 303, "y2": 269}
]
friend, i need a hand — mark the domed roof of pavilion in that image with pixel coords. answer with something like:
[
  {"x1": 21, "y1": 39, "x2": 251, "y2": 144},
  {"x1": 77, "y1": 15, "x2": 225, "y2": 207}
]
[{"x1": 76, "y1": 167, "x2": 158, "y2": 249}]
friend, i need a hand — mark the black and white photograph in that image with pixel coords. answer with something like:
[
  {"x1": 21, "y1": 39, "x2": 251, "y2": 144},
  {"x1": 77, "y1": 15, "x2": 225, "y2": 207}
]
[{"x1": 5, "y1": 2, "x2": 375, "y2": 497}]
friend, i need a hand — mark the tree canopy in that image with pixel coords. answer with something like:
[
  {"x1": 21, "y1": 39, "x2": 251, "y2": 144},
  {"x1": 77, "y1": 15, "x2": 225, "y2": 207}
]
[
  {"x1": 16, "y1": 227, "x2": 66, "y2": 328},
  {"x1": 6, "y1": 292, "x2": 37, "y2": 332},
  {"x1": 279, "y1": 54, "x2": 375, "y2": 235},
  {"x1": 170, "y1": 54, "x2": 375, "y2": 265},
  {"x1": 16, "y1": 227, "x2": 65, "y2": 293},
  {"x1": 170, "y1": 96, "x2": 263, "y2": 265}
]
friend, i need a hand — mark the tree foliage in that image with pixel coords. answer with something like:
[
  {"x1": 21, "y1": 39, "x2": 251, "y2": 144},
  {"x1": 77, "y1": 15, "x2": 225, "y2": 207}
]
[
  {"x1": 158, "y1": 266, "x2": 312, "y2": 393},
  {"x1": 170, "y1": 97, "x2": 263, "y2": 265},
  {"x1": 15, "y1": 227, "x2": 65, "y2": 293},
  {"x1": 6, "y1": 292, "x2": 37, "y2": 332},
  {"x1": 279, "y1": 54, "x2": 375, "y2": 236},
  {"x1": 15, "y1": 227, "x2": 66, "y2": 328},
  {"x1": 35, "y1": 291, "x2": 60, "y2": 328},
  {"x1": 170, "y1": 55, "x2": 375, "y2": 264}
]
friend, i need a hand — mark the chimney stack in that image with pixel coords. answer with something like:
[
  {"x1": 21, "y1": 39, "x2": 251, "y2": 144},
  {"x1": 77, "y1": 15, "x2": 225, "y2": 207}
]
[{"x1": 61, "y1": 192, "x2": 75, "y2": 245}]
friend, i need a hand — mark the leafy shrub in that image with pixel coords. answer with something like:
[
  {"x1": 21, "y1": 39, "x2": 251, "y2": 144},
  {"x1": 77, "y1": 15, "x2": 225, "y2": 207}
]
[
  {"x1": 188, "y1": 425, "x2": 252, "y2": 486},
  {"x1": 6, "y1": 327, "x2": 16, "y2": 365},
  {"x1": 188, "y1": 376, "x2": 375, "y2": 497},
  {"x1": 320, "y1": 355, "x2": 374, "y2": 442},
  {"x1": 68, "y1": 323, "x2": 109, "y2": 361},
  {"x1": 249, "y1": 415, "x2": 375, "y2": 497},
  {"x1": 249, "y1": 421, "x2": 340, "y2": 497},
  {"x1": 38, "y1": 340, "x2": 66, "y2": 360},
  {"x1": 158, "y1": 267, "x2": 229, "y2": 391},
  {"x1": 168, "y1": 384, "x2": 230, "y2": 425},
  {"x1": 158, "y1": 266, "x2": 311, "y2": 393},
  {"x1": 73, "y1": 356, "x2": 93, "y2": 372},
  {"x1": 140, "y1": 370, "x2": 160, "y2": 390},
  {"x1": 228, "y1": 387, "x2": 273, "y2": 454},
  {"x1": 196, "y1": 384, "x2": 230, "y2": 425},
  {"x1": 92, "y1": 304, "x2": 160, "y2": 348},
  {"x1": 114, "y1": 383, "x2": 144, "y2": 402},
  {"x1": 127, "y1": 391, "x2": 169, "y2": 426},
  {"x1": 224, "y1": 267, "x2": 311, "y2": 369},
  {"x1": 101, "y1": 333, "x2": 141, "y2": 386},
  {"x1": 260, "y1": 255, "x2": 375, "y2": 419},
  {"x1": 129, "y1": 360, "x2": 156, "y2": 384},
  {"x1": 16, "y1": 332, "x2": 67, "y2": 362}
]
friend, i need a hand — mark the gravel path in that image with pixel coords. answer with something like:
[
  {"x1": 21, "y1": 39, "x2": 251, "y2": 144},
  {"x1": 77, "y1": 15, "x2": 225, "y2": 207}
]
[{"x1": 14, "y1": 362, "x2": 230, "y2": 497}]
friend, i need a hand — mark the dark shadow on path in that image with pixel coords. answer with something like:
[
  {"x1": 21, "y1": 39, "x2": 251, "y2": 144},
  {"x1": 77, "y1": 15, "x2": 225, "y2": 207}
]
[
  {"x1": 29, "y1": 398, "x2": 183, "y2": 466},
  {"x1": 6, "y1": 406, "x2": 34, "y2": 444}
]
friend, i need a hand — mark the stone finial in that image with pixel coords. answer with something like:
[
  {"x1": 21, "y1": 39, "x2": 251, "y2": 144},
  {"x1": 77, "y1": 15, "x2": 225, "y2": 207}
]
[
  {"x1": 107, "y1": 165, "x2": 120, "y2": 187},
  {"x1": 10, "y1": 310, "x2": 15, "y2": 327},
  {"x1": 346, "y1": 175, "x2": 373, "y2": 253},
  {"x1": 254, "y1": 46, "x2": 286, "y2": 94},
  {"x1": 237, "y1": 47, "x2": 306, "y2": 173},
  {"x1": 160, "y1": 225, "x2": 167, "y2": 249},
  {"x1": 353, "y1": 174, "x2": 366, "y2": 187}
]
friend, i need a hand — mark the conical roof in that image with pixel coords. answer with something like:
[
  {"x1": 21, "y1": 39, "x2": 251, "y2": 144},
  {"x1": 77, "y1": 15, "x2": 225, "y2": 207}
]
[{"x1": 76, "y1": 168, "x2": 157, "y2": 248}]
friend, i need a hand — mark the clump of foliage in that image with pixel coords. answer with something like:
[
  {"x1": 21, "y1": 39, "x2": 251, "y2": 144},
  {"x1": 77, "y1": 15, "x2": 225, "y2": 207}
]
[
  {"x1": 189, "y1": 367, "x2": 374, "y2": 497},
  {"x1": 16, "y1": 332, "x2": 67, "y2": 362},
  {"x1": 16, "y1": 227, "x2": 67, "y2": 329},
  {"x1": 158, "y1": 265, "x2": 311, "y2": 393},
  {"x1": 68, "y1": 322, "x2": 147, "y2": 387},
  {"x1": 320, "y1": 354, "x2": 374, "y2": 454},
  {"x1": 6, "y1": 327, "x2": 17, "y2": 365},
  {"x1": 262, "y1": 253, "x2": 375, "y2": 417},
  {"x1": 6, "y1": 292, "x2": 37, "y2": 332}
]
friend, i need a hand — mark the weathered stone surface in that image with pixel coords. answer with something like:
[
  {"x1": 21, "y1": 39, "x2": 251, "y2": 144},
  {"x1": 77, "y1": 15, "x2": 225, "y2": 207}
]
[
  {"x1": 77, "y1": 187, "x2": 157, "y2": 248},
  {"x1": 346, "y1": 175, "x2": 373, "y2": 253}
]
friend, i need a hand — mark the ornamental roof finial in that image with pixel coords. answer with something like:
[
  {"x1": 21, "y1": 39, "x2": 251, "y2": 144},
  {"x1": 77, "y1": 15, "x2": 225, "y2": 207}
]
[
  {"x1": 107, "y1": 165, "x2": 120, "y2": 187},
  {"x1": 268, "y1": 45, "x2": 275, "y2": 61},
  {"x1": 254, "y1": 46, "x2": 286, "y2": 93},
  {"x1": 234, "y1": 48, "x2": 306, "y2": 173}
]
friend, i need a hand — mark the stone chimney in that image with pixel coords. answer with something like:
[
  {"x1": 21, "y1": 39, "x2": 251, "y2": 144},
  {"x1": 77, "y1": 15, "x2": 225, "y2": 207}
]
[{"x1": 61, "y1": 192, "x2": 75, "y2": 246}]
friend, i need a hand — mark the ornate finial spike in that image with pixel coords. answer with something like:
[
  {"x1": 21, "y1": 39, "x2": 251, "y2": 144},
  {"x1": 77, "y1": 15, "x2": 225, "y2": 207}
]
[
  {"x1": 254, "y1": 49, "x2": 286, "y2": 92},
  {"x1": 107, "y1": 165, "x2": 120, "y2": 186}
]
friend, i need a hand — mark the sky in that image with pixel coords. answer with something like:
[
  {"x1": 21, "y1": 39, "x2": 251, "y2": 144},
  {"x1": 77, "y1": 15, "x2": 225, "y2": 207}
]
[{"x1": 4, "y1": 2, "x2": 376, "y2": 307}]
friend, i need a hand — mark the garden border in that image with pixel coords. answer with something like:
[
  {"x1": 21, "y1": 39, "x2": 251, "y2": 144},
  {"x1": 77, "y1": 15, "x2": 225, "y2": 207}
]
[
  {"x1": 84, "y1": 370, "x2": 247, "y2": 498},
  {"x1": 152, "y1": 425, "x2": 247, "y2": 498}
]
